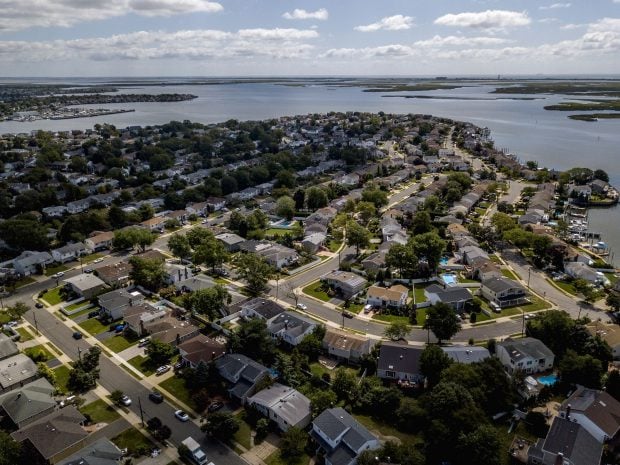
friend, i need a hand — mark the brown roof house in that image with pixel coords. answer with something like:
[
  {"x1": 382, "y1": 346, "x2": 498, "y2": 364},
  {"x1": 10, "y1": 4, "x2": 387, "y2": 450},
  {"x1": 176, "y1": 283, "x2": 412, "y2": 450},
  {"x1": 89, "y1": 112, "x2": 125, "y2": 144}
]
[
  {"x1": 178, "y1": 334, "x2": 227, "y2": 368},
  {"x1": 11, "y1": 406, "x2": 88, "y2": 464},
  {"x1": 559, "y1": 386, "x2": 620, "y2": 443},
  {"x1": 94, "y1": 261, "x2": 133, "y2": 288},
  {"x1": 322, "y1": 328, "x2": 375, "y2": 363}
]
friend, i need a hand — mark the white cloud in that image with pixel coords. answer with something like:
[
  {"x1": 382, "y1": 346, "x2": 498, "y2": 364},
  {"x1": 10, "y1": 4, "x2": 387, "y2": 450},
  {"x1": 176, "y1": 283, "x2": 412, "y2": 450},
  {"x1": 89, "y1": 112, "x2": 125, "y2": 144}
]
[
  {"x1": 539, "y1": 3, "x2": 571, "y2": 10},
  {"x1": 282, "y1": 8, "x2": 328, "y2": 21},
  {"x1": 538, "y1": 18, "x2": 560, "y2": 24},
  {"x1": 434, "y1": 10, "x2": 531, "y2": 31},
  {"x1": 321, "y1": 44, "x2": 417, "y2": 59},
  {"x1": 0, "y1": 27, "x2": 318, "y2": 62},
  {"x1": 354, "y1": 15, "x2": 414, "y2": 32},
  {"x1": 413, "y1": 35, "x2": 512, "y2": 47},
  {"x1": 0, "y1": 0, "x2": 223, "y2": 32},
  {"x1": 561, "y1": 23, "x2": 585, "y2": 30}
]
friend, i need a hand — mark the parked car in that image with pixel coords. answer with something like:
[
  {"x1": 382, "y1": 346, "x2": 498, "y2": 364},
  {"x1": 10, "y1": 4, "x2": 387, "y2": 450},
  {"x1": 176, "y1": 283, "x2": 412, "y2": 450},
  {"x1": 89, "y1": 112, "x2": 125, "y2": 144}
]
[
  {"x1": 93, "y1": 258, "x2": 104, "y2": 263},
  {"x1": 72, "y1": 331, "x2": 83, "y2": 340},
  {"x1": 149, "y1": 391, "x2": 164, "y2": 403},
  {"x1": 174, "y1": 410, "x2": 190, "y2": 422},
  {"x1": 120, "y1": 395, "x2": 132, "y2": 406},
  {"x1": 296, "y1": 303, "x2": 307, "y2": 310},
  {"x1": 156, "y1": 365, "x2": 171, "y2": 375},
  {"x1": 363, "y1": 304, "x2": 373, "y2": 314},
  {"x1": 138, "y1": 338, "x2": 150, "y2": 347},
  {"x1": 84, "y1": 268, "x2": 93, "y2": 274},
  {"x1": 174, "y1": 361, "x2": 184, "y2": 371},
  {"x1": 35, "y1": 302, "x2": 44, "y2": 309},
  {"x1": 51, "y1": 272, "x2": 64, "y2": 279},
  {"x1": 114, "y1": 324, "x2": 126, "y2": 333},
  {"x1": 88, "y1": 310, "x2": 100, "y2": 318},
  {"x1": 208, "y1": 401, "x2": 223, "y2": 413},
  {"x1": 342, "y1": 311, "x2": 354, "y2": 319}
]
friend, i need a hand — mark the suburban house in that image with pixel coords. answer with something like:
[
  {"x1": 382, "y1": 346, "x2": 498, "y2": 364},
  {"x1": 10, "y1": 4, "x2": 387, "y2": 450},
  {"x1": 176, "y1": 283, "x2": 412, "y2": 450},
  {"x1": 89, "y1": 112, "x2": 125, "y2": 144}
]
[
  {"x1": 247, "y1": 383, "x2": 311, "y2": 432},
  {"x1": 11, "y1": 406, "x2": 88, "y2": 465},
  {"x1": 63, "y1": 274, "x2": 107, "y2": 299},
  {"x1": 424, "y1": 284, "x2": 473, "y2": 312},
  {"x1": 94, "y1": 262, "x2": 133, "y2": 287},
  {"x1": 321, "y1": 271, "x2": 367, "y2": 299},
  {"x1": 186, "y1": 201, "x2": 208, "y2": 216},
  {"x1": 0, "y1": 354, "x2": 39, "y2": 393},
  {"x1": 175, "y1": 274, "x2": 217, "y2": 293},
  {"x1": 559, "y1": 387, "x2": 620, "y2": 443},
  {"x1": 366, "y1": 284, "x2": 409, "y2": 310},
  {"x1": 238, "y1": 241, "x2": 299, "y2": 270},
  {"x1": 302, "y1": 233, "x2": 326, "y2": 254},
  {"x1": 215, "y1": 233, "x2": 246, "y2": 252},
  {"x1": 240, "y1": 298, "x2": 286, "y2": 324},
  {"x1": 267, "y1": 311, "x2": 316, "y2": 346},
  {"x1": 177, "y1": 334, "x2": 227, "y2": 368},
  {"x1": 377, "y1": 342, "x2": 425, "y2": 385},
  {"x1": 441, "y1": 346, "x2": 490, "y2": 364},
  {"x1": 0, "y1": 333, "x2": 18, "y2": 360},
  {"x1": 322, "y1": 328, "x2": 374, "y2": 363},
  {"x1": 496, "y1": 337, "x2": 555, "y2": 375},
  {"x1": 0, "y1": 378, "x2": 56, "y2": 428},
  {"x1": 361, "y1": 251, "x2": 387, "y2": 272},
  {"x1": 527, "y1": 417, "x2": 603, "y2": 465},
  {"x1": 311, "y1": 407, "x2": 380, "y2": 465},
  {"x1": 216, "y1": 353, "x2": 270, "y2": 402},
  {"x1": 122, "y1": 302, "x2": 167, "y2": 335},
  {"x1": 206, "y1": 196, "x2": 227, "y2": 212},
  {"x1": 481, "y1": 277, "x2": 529, "y2": 309},
  {"x1": 51, "y1": 242, "x2": 87, "y2": 264},
  {"x1": 586, "y1": 323, "x2": 620, "y2": 360},
  {"x1": 98, "y1": 289, "x2": 144, "y2": 320},
  {"x1": 58, "y1": 438, "x2": 123, "y2": 465},
  {"x1": 164, "y1": 262, "x2": 193, "y2": 284},
  {"x1": 140, "y1": 216, "x2": 167, "y2": 232},
  {"x1": 564, "y1": 262, "x2": 609, "y2": 286},
  {"x1": 13, "y1": 251, "x2": 53, "y2": 276},
  {"x1": 84, "y1": 231, "x2": 114, "y2": 251}
]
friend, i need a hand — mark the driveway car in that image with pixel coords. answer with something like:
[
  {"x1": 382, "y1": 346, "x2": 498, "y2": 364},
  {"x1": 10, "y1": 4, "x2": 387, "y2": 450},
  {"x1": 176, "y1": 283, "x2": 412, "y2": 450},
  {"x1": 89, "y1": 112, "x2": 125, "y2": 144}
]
[
  {"x1": 208, "y1": 401, "x2": 223, "y2": 413},
  {"x1": 156, "y1": 365, "x2": 171, "y2": 375},
  {"x1": 174, "y1": 410, "x2": 189, "y2": 422},
  {"x1": 35, "y1": 302, "x2": 44, "y2": 309}
]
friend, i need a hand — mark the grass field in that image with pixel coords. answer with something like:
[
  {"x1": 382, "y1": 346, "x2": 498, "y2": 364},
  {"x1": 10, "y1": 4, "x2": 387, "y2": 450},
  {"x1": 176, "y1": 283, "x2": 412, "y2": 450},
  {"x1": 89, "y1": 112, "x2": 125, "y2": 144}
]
[
  {"x1": 80, "y1": 399, "x2": 120, "y2": 424},
  {"x1": 127, "y1": 355, "x2": 156, "y2": 376},
  {"x1": 265, "y1": 228, "x2": 292, "y2": 237},
  {"x1": 112, "y1": 428, "x2": 155, "y2": 456},
  {"x1": 327, "y1": 240, "x2": 342, "y2": 253},
  {"x1": 265, "y1": 451, "x2": 311, "y2": 465},
  {"x1": 159, "y1": 376, "x2": 197, "y2": 411},
  {"x1": 81, "y1": 253, "x2": 104, "y2": 264},
  {"x1": 302, "y1": 281, "x2": 331, "y2": 301},
  {"x1": 44, "y1": 264, "x2": 69, "y2": 277},
  {"x1": 53, "y1": 365, "x2": 71, "y2": 393},
  {"x1": 233, "y1": 413, "x2": 253, "y2": 450},
  {"x1": 65, "y1": 301, "x2": 92, "y2": 312},
  {"x1": 103, "y1": 333, "x2": 140, "y2": 353},
  {"x1": 16, "y1": 326, "x2": 34, "y2": 341},
  {"x1": 24, "y1": 344, "x2": 55, "y2": 362},
  {"x1": 552, "y1": 280, "x2": 578, "y2": 296},
  {"x1": 13, "y1": 276, "x2": 36, "y2": 289},
  {"x1": 355, "y1": 413, "x2": 419, "y2": 443},
  {"x1": 42, "y1": 287, "x2": 64, "y2": 306},
  {"x1": 501, "y1": 269, "x2": 519, "y2": 280},
  {"x1": 79, "y1": 318, "x2": 109, "y2": 336},
  {"x1": 372, "y1": 313, "x2": 410, "y2": 325}
]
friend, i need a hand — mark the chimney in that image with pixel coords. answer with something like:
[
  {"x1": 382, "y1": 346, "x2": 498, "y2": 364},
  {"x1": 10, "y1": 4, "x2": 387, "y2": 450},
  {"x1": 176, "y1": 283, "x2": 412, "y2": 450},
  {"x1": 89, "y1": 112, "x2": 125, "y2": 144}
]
[
  {"x1": 566, "y1": 404, "x2": 571, "y2": 420},
  {"x1": 554, "y1": 452, "x2": 564, "y2": 465}
]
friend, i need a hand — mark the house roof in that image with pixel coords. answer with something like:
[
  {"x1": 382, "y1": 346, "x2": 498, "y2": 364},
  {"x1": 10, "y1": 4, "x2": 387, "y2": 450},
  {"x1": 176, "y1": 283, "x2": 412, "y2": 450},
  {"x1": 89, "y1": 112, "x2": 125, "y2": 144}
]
[
  {"x1": 98, "y1": 289, "x2": 136, "y2": 311},
  {"x1": 441, "y1": 346, "x2": 490, "y2": 364},
  {"x1": 497, "y1": 337, "x2": 554, "y2": 362},
  {"x1": 242, "y1": 298, "x2": 286, "y2": 320},
  {"x1": 535, "y1": 417, "x2": 603, "y2": 465},
  {"x1": 175, "y1": 274, "x2": 216, "y2": 292},
  {"x1": 377, "y1": 342, "x2": 423, "y2": 376},
  {"x1": 58, "y1": 438, "x2": 123, "y2": 465},
  {"x1": 216, "y1": 353, "x2": 269, "y2": 384},
  {"x1": 561, "y1": 386, "x2": 620, "y2": 438},
  {"x1": 268, "y1": 312, "x2": 315, "y2": 339},
  {"x1": 146, "y1": 317, "x2": 199, "y2": 345},
  {"x1": 94, "y1": 262, "x2": 133, "y2": 283},
  {"x1": 52, "y1": 242, "x2": 85, "y2": 255},
  {"x1": 425, "y1": 284, "x2": 472, "y2": 304},
  {"x1": 86, "y1": 231, "x2": 114, "y2": 245},
  {"x1": 482, "y1": 277, "x2": 525, "y2": 293},
  {"x1": 14, "y1": 251, "x2": 52, "y2": 267},
  {"x1": 367, "y1": 285, "x2": 408, "y2": 302},
  {"x1": 0, "y1": 378, "x2": 55, "y2": 426},
  {"x1": 323, "y1": 328, "x2": 370, "y2": 352},
  {"x1": 586, "y1": 323, "x2": 620, "y2": 348},
  {"x1": 0, "y1": 354, "x2": 38, "y2": 389},
  {"x1": 0, "y1": 333, "x2": 18, "y2": 360},
  {"x1": 248, "y1": 383, "x2": 310, "y2": 427},
  {"x1": 322, "y1": 270, "x2": 367, "y2": 288},
  {"x1": 63, "y1": 273, "x2": 106, "y2": 292},
  {"x1": 215, "y1": 233, "x2": 246, "y2": 246},
  {"x1": 11, "y1": 406, "x2": 87, "y2": 460},
  {"x1": 178, "y1": 334, "x2": 226, "y2": 365}
]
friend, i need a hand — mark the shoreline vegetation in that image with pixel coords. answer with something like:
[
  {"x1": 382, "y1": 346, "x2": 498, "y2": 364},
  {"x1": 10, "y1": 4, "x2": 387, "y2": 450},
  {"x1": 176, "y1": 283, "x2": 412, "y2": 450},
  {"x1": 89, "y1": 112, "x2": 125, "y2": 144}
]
[
  {"x1": 382, "y1": 95, "x2": 540, "y2": 101},
  {"x1": 568, "y1": 113, "x2": 620, "y2": 121}
]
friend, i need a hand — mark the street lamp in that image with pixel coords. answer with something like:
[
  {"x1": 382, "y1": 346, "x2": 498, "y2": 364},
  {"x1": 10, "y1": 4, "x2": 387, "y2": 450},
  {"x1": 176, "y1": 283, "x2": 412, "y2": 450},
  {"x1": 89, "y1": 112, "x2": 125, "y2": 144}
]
[{"x1": 527, "y1": 267, "x2": 532, "y2": 289}]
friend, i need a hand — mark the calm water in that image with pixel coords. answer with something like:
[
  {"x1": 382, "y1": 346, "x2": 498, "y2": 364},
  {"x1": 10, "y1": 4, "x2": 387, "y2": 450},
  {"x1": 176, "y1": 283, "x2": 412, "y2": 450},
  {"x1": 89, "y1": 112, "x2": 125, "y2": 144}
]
[{"x1": 1, "y1": 81, "x2": 618, "y2": 264}]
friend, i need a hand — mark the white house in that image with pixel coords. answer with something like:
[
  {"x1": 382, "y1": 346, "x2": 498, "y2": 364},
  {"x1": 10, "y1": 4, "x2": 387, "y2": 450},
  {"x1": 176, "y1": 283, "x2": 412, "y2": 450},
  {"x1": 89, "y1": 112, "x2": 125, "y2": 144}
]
[
  {"x1": 84, "y1": 231, "x2": 114, "y2": 251},
  {"x1": 322, "y1": 328, "x2": 375, "y2": 363},
  {"x1": 366, "y1": 284, "x2": 408, "y2": 310},
  {"x1": 480, "y1": 277, "x2": 529, "y2": 309},
  {"x1": 267, "y1": 312, "x2": 316, "y2": 346},
  {"x1": 496, "y1": 337, "x2": 555, "y2": 375},
  {"x1": 13, "y1": 251, "x2": 53, "y2": 276},
  {"x1": 247, "y1": 384, "x2": 311, "y2": 432},
  {"x1": 51, "y1": 242, "x2": 87, "y2": 264},
  {"x1": 559, "y1": 386, "x2": 620, "y2": 443}
]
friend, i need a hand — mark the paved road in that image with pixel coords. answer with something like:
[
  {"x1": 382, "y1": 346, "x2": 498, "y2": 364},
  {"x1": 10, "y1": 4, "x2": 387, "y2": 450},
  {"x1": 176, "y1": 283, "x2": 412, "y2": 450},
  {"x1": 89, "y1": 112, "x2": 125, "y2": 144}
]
[{"x1": 22, "y1": 303, "x2": 247, "y2": 465}]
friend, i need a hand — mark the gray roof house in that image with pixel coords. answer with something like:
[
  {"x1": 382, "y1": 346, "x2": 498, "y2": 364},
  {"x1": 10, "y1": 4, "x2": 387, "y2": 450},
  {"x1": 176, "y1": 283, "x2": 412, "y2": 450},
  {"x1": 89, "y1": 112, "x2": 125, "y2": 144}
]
[
  {"x1": 564, "y1": 262, "x2": 608, "y2": 286},
  {"x1": 559, "y1": 386, "x2": 620, "y2": 443},
  {"x1": 0, "y1": 354, "x2": 39, "y2": 393},
  {"x1": 527, "y1": 417, "x2": 603, "y2": 465},
  {"x1": 322, "y1": 328, "x2": 375, "y2": 363},
  {"x1": 424, "y1": 284, "x2": 472, "y2": 312},
  {"x1": 480, "y1": 277, "x2": 529, "y2": 309},
  {"x1": 496, "y1": 337, "x2": 554, "y2": 375},
  {"x1": 240, "y1": 298, "x2": 286, "y2": 324},
  {"x1": 98, "y1": 289, "x2": 143, "y2": 321},
  {"x1": 14, "y1": 251, "x2": 53, "y2": 276},
  {"x1": 63, "y1": 274, "x2": 107, "y2": 299},
  {"x1": 0, "y1": 378, "x2": 56, "y2": 428},
  {"x1": 311, "y1": 407, "x2": 380, "y2": 465},
  {"x1": 441, "y1": 346, "x2": 490, "y2": 364},
  {"x1": 58, "y1": 438, "x2": 123, "y2": 465},
  {"x1": 267, "y1": 311, "x2": 316, "y2": 346},
  {"x1": 51, "y1": 242, "x2": 87, "y2": 264},
  {"x1": 322, "y1": 271, "x2": 367, "y2": 299},
  {"x1": 0, "y1": 333, "x2": 19, "y2": 361},
  {"x1": 247, "y1": 383, "x2": 311, "y2": 432},
  {"x1": 215, "y1": 233, "x2": 246, "y2": 252},
  {"x1": 216, "y1": 353, "x2": 270, "y2": 402},
  {"x1": 377, "y1": 342, "x2": 424, "y2": 385}
]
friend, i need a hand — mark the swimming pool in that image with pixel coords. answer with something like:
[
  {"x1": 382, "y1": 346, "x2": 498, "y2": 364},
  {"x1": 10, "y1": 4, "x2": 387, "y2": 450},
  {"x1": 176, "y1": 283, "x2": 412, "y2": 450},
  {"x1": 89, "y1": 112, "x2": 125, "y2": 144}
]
[
  {"x1": 440, "y1": 257, "x2": 449, "y2": 266},
  {"x1": 537, "y1": 374, "x2": 558, "y2": 386},
  {"x1": 441, "y1": 273, "x2": 458, "y2": 286}
]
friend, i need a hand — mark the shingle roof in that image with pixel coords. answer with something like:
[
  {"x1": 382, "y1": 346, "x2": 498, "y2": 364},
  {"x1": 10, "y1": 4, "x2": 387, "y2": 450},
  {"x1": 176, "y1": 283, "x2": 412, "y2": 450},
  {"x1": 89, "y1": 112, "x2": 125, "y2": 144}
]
[
  {"x1": 561, "y1": 386, "x2": 620, "y2": 438},
  {"x1": 539, "y1": 417, "x2": 603, "y2": 465},
  {"x1": 323, "y1": 329, "x2": 369, "y2": 352},
  {"x1": 425, "y1": 284, "x2": 472, "y2": 303},
  {"x1": 482, "y1": 277, "x2": 525, "y2": 293},
  {"x1": 377, "y1": 342, "x2": 423, "y2": 377},
  {"x1": 441, "y1": 346, "x2": 490, "y2": 364},
  {"x1": 0, "y1": 354, "x2": 38, "y2": 389},
  {"x1": 58, "y1": 438, "x2": 122, "y2": 465},
  {"x1": 0, "y1": 378, "x2": 55, "y2": 426},
  {"x1": 242, "y1": 298, "x2": 286, "y2": 320},
  {"x1": 247, "y1": 383, "x2": 310, "y2": 427},
  {"x1": 497, "y1": 337, "x2": 554, "y2": 362},
  {"x1": 0, "y1": 333, "x2": 18, "y2": 360}
]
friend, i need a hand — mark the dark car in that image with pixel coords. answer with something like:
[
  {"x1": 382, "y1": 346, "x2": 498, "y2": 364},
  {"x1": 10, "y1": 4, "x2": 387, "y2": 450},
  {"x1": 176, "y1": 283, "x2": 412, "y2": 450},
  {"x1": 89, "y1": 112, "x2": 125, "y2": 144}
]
[
  {"x1": 149, "y1": 391, "x2": 164, "y2": 403},
  {"x1": 208, "y1": 401, "x2": 224, "y2": 413},
  {"x1": 342, "y1": 311, "x2": 354, "y2": 319},
  {"x1": 88, "y1": 310, "x2": 100, "y2": 318},
  {"x1": 72, "y1": 331, "x2": 83, "y2": 340},
  {"x1": 35, "y1": 302, "x2": 44, "y2": 309}
]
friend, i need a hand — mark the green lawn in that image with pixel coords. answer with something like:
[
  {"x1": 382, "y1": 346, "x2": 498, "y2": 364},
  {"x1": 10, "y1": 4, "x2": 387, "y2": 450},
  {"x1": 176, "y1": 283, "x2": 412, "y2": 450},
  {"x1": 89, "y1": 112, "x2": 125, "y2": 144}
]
[
  {"x1": 265, "y1": 451, "x2": 311, "y2": 465},
  {"x1": 24, "y1": 344, "x2": 55, "y2": 362},
  {"x1": 68, "y1": 306, "x2": 99, "y2": 320},
  {"x1": 327, "y1": 240, "x2": 342, "y2": 253},
  {"x1": 41, "y1": 287, "x2": 64, "y2": 306},
  {"x1": 513, "y1": 295, "x2": 551, "y2": 313},
  {"x1": 265, "y1": 228, "x2": 292, "y2": 237},
  {"x1": 127, "y1": 355, "x2": 156, "y2": 376},
  {"x1": 233, "y1": 414, "x2": 253, "y2": 450},
  {"x1": 53, "y1": 365, "x2": 71, "y2": 393},
  {"x1": 81, "y1": 253, "x2": 104, "y2": 264},
  {"x1": 13, "y1": 276, "x2": 36, "y2": 289},
  {"x1": 79, "y1": 317, "x2": 109, "y2": 336},
  {"x1": 413, "y1": 285, "x2": 428, "y2": 303},
  {"x1": 355, "y1": 414, "x2": 419, "y2": 443},
  {"x1": 372, "y1": 313, "x2": 410, "y2": 325},
  {"x1": 159, "y1": 376, "x2": 197, "y2": 411},
  {"x1": 112, "y1": 428, "x2": 155, "y2": 456},
  {"x1": 302, "y1": 281, "x2": 330, "y2": 302},
  {"x1": 16, "y1": 326, "x2": 34, "y2": 341},
  {"x1": 80, "y1": 399, "x2": 120, "y2": 424},
  {"x1": 501, "y1": 269, "x2": 519, "y2": 280},
  {"x1": 65, "y1": 301, "x2": 93, "y2": 312},
  {"x1": 552, "y1": 280, "x2": 578, "y2": 296},
  {"x1": 44, "y1": 264, "x2": 70, "y2": 277},
  {"x1": 605, "y1": 273, "x2": 619, "y2": 286},
  {"x1": 103, "y1": 333, "x2": 140, "y2": 353}
]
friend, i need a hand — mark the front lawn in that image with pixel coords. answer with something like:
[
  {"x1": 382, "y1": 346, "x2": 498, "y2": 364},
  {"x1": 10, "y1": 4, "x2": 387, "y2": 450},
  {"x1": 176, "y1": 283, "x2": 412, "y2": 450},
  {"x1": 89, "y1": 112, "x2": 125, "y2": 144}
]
[
  {"x1": 372, "y1": 313, "x2": 410, "y2": 325},
  {"x1": 24, "y1": 344, "x2": 55, "y2": 362},
  {"x1": 302, "y1": 281, "x2": 330, "y2": 302},
  {"x1": 81, "y1": 253, "x2": 104, "y2": 264},
  {"x1": 16, "y1": 327, "x2": 34, "y2": 341},
  {"x1": 233, "y1": 413, "x2": 253, "y2": 450},
  {"x1": 41, "y1": 287, "x2": 64, "y2": 306},
  {"x1": 13, "y1": 276, "x2": 36, "y2": 289},
  {"x1": 103, "y1": 333, "x2": 140, "y2": 353},
  {"x1": 513, "y1": 295, "x2": 551, "y2": 313},
  {"x1": 159, "y1": 376, "x2": 197, "y2": 411},
  {"x1": 112, "y1": 428, "x2": 155, "y2": 456},
  {"x1": 79, "y1": 318, "x2": 109, "y2": 336},
  {"x1": 501, "y1": 269, "x2": 519, "y2": 280},
  {"x1": 127, "y1": 355, "x2": 156, "y2": 376},
  {"x1": 44, "y1": 264, "x2": 70, "y2": 277},
  {"x1": 265, "y1": 451, "x2": 311, "y2": 465},
  {"x1": 327, "y1": 240, "x2": 342, "y2": 253},
  {"x1": 53, "y1": 365, "x2": 71, "y2": 393},
  {"x1": 80, "y1": 399, "x2": 120, "y2": 424},
  {"x1": 65, "y1": 301, "x2": 92, "y2": 312},
  {"x1": 68, "y1": 306, "x2": 99, "y2": 320},
  {"x1": 552, "y1": 280, "x2": 578, "y2": 296}
]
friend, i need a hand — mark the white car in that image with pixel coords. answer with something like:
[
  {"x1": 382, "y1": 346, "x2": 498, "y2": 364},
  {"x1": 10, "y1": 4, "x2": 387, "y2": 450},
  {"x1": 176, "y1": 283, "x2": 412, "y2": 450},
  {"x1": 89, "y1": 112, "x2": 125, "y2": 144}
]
[
  {"x1": 363, "y1": 304, "x2": 373, "y2": 314},
  {"x1": 138, "y1": 338, "x2": 150, "y2": 347},
  {"x1": 93, "y1": 258, "x2": 104, "y2": 263},
  {"x1": 156, "y1": 365, "x2": 171, "y2": 375},
  {"x1": 120, "y1": 395, "x2": 132, "y2": 406},
  {"x1": 174, "y1": 410, "x2": 189, "y2": 422},
  {"x1": 296, "y1": 303, "x2": 307, "y2": 311},
  {"x1": 51, "y1": 272, "x2": 64, "y2": 279}
]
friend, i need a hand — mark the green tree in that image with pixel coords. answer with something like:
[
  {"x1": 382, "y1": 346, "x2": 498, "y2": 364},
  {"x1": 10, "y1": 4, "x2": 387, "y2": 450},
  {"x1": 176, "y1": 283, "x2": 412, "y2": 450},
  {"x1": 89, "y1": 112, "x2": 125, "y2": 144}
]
[
  {"x1": 385, "y1": 243, "x2": 418, "y2": 278},
  {"x1": 107, "y1": 204, "x2": 127, "y2": 229},
  {"x1": 113, "y1": 227, "x2": 155, "y2": 252},
  {"x1": 6, "y1": 302, "x2": 30, "y2": 320},
  {"x1": 235, "y1": 253, "x2": 275, "y2": 295},
  {"x1": 185, "y1": 226, "x2": 214, "y2": 248},
  {"x1": 110, "y1": 389, "x2": 125, "y2": 404},
  {"x1": 129, "y1": 256, "x2": 166, "y2": 291},
  {"x1": 356, "y1": 201, "x2": 376, "y2": 224},
  {"x1": 0, "y1": 219, "x2": 49, "y2": 251},
  {"x1": 606, "y1": 293, "x2": 620, "y2": 312},
  {"x1": 193, "y1": 238, "x2": 229, "y2": 271},
  {"x1": 346, "y1": 220, "x2": 370, "y2": 255},
  {"x1": 145, "y1": 339, "x2": 176, "y2": 366},
  {"x1": 420, "y1": 344, "x2": 453, "y2": 388},
  {"x1": 201, "y1": 411, "x2": 239, "y2": 440},
  {"x1": 332, "y1": 367, "x2": 358, "y2": 403},
  {"x1": 411, "y1": 211, "x2": 433, "y2": 235},
  {"x1": 276, "y1": 195, "x2": 296, "y2": 220},
  {"x1": 384, "y1": 321, "x2": 411, "y2": 341},
  {"x1": 491, "y1": 212, "x2": 517, "y2": 234},
  {"x1": 229, "y1": 318, "x2": 277, "y2": 365},
  {"x1": 167, "y1": 233, "x2": 191, "y2": 259},
  {"x1": 0, "y1": 431, "x2": 21, "y2": 465},
  {"x1": 280, "y1": 426, "x2": 307, "y2": 458},
  {"x1": 559, "y1": 350, "x2": 604, "y2": 388},
  {"x1": 306, "y1": 186, "x2": 328, "y2": 210},
  {"x1": 424, "y1": 302, "x2": 461, "y2": 343},
  {"x1": 187, "y1": 285, "x2": 231, "y2": 320},
  {"x1": 456, "y1": 425, "x2": 503, "y2": 465},
  {"x1": 361, "y1": 187, "x2": 388, "y2": 208},
  {"x1": 605, "y1": 370, "x2": 620, "y2": 401},
  {"x1": 410, "y1": 232, "x2": 446, "y2": 272},
  {"x1": 309, "y1": 389, "x2": 337, "y2": 417}
]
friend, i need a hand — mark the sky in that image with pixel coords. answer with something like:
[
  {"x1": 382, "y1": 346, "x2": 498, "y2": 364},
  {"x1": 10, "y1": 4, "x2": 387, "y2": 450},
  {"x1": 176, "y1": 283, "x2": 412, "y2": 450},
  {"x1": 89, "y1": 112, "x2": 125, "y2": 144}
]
[{"x1": 0, "y1": 0, "x2": 619, "y2": 76}]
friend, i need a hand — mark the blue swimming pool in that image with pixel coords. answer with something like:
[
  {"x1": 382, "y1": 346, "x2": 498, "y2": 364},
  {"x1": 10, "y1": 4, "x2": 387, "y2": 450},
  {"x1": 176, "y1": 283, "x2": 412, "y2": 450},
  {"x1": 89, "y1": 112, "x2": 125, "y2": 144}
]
[
  {"x1": 537, "y1": 374, "x2": 558, "y2": 386},
  {"x1": 440, "y1": 257, "x2": 449, "y2": 266},
  {"x1": 441, "y1": 273, "x2": 458, "y2": 286}
]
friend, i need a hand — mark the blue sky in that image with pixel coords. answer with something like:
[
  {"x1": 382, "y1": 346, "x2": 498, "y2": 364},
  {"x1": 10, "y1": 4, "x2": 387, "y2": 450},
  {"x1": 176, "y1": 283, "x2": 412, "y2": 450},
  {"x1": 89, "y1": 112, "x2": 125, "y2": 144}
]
[{"x1": 1, "y1": 0, "x2": 619, "y2": 76}]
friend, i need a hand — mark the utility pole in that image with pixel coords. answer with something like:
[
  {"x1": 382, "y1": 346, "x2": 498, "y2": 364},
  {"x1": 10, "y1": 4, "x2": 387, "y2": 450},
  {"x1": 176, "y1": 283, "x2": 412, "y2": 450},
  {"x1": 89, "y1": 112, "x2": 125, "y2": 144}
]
[
  {"x1": 77, "y1": 346, "x2": 82, "y2": 361},
  {"x1": 33, "y1": 310, "x2": 39, "y2": 336},
  {"x1": 527, "y1": 267, "x2": 531, "y2": 289},
  {"x1": 138, "y1": 397, "x2": 145, "y2": 426}
]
